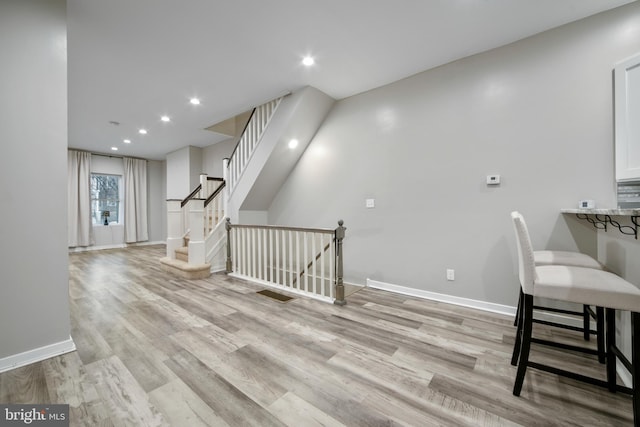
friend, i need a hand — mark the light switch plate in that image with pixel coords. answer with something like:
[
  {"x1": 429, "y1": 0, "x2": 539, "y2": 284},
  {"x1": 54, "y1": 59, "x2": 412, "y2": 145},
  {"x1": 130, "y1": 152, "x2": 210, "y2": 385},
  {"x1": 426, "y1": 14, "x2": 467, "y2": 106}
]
[{"x1": 366, "y1": 198, "x2": 375, "y2": 208}]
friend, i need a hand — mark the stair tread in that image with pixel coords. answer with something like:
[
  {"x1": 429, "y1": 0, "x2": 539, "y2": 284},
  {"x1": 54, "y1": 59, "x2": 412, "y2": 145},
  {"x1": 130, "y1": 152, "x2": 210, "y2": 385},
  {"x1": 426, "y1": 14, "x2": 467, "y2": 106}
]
[{"x1": 159, "y1": 257, "x2": 210, "y2": 271}]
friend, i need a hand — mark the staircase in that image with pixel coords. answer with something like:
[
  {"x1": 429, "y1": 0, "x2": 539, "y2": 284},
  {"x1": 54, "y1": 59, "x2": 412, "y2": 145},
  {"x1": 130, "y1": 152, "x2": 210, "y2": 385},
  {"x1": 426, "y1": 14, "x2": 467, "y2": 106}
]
[
  {"x1": 162, "y1": 86, "x2": 336, "y2": 284},
  {"x1": 160, "y1": 239, "x2": 211, "y2": 279},
  {"x1": 160, "y1": 176, "x2": 226, "y2": 279}
]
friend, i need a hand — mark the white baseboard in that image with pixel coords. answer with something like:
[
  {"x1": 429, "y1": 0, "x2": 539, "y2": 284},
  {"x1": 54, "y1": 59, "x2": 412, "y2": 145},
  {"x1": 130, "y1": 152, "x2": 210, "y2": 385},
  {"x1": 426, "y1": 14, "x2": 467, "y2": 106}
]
[
  {"x1": 366, "y1": 278, "x2": 516, "y2": 316},
  {"x1": 365, "y1": 278, "x2": 587, "y2": 328},
  {"x1": 210, "y1": 263, "x2": 226, "y2": 273},
  {"x1": 0, "y1": 337, "x2": 76, "y2": 373}
]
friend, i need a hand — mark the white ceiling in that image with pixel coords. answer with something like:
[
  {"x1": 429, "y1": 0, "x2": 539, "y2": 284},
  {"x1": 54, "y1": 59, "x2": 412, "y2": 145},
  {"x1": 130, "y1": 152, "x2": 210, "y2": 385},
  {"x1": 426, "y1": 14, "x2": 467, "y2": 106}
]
[{"x1": 67, "y1": 0, "x2": 635, "y2": 161}]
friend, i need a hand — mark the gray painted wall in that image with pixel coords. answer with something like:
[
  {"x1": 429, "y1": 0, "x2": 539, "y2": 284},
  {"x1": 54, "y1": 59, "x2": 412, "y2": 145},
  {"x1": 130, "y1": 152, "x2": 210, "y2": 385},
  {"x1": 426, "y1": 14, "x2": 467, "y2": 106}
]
[
  {"x1": 269, "y1": 3, "x2": 640, "y2": 306},
  {"x1": 202, "y1": 139, "x2": 236, "y2": 178},
  {"x1": 0, "y1": 0, "x2": 71, "y2": 358},
  {"x1": 147, "y1": 159, "x2": 165, "y2": 242},
  {"x1": 166, "y1": 146, "x2": 203, "y2": 199},
  {"x1": 166, "y1": 147, "x2": 190, "y2": 199},
  {"x1": 188, "y1": 146, "x2": 202, "y2": 190}
]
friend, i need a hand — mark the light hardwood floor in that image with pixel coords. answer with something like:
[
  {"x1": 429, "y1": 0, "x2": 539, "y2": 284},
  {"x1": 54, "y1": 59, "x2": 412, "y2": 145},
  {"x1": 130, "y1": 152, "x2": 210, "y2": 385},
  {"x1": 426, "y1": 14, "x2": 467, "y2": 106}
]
[{"x1": 0, "y1": 245, "x2": 634, "y2": 426}]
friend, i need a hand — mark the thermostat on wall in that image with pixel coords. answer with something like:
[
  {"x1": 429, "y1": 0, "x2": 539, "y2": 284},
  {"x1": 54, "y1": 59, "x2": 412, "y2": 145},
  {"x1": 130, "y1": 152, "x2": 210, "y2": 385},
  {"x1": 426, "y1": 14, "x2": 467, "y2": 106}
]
[
  {"x1": 579, "y1": 200, "x2": 595, "y2": 209},
  {"x1": 486, "y1": 174, "x2": 500, "y2": 185}
]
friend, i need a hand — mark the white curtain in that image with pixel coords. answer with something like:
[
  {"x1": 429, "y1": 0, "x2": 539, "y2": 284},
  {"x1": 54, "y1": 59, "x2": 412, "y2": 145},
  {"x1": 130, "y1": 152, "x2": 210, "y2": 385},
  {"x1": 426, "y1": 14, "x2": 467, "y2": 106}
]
[
  {"x1": 68, "y1": 150, "x2": 93, "y2": 247},
  {"x1": 123, "y1": 157, "x2": 148, "y2": 243}
]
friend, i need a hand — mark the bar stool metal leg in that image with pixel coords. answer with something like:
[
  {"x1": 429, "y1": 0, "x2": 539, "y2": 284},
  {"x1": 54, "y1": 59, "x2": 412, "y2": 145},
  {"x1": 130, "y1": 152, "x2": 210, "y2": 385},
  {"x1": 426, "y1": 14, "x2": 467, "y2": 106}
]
[
  {"x1": 597, "y1": 306, "x2": 605, "y2": 364},
  {"x1": 513, "y1": 294, "x2": 534, "y2": 396},
  {"x1": 583, "y1": 305, "x2": 591, "y2": 341},
  {"x1": 511, "y1": 290, "x2": 524, "y2": 366},
  {"x1": 632, "y1": 312, "x2": 639, "y2": 425},
  {"x1": 606, "y1": 308, "x2": 617, "y2": 393}
]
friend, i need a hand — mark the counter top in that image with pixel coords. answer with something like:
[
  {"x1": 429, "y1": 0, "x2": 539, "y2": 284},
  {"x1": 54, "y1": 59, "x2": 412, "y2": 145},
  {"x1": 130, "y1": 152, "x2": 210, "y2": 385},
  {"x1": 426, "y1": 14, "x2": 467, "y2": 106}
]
[{"x1": 561, "y1": 208, "x2": 640, "y2": 216}]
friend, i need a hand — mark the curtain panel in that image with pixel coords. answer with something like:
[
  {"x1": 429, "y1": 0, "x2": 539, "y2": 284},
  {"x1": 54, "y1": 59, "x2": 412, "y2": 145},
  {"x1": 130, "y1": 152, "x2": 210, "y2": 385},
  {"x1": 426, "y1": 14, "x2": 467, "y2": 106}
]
[
  {"x1": 123, "y1": 157, "x2": 149, "y2": 243},
  {"x1": 68, "y1": 150, "x2": 93, "y2": 247}
]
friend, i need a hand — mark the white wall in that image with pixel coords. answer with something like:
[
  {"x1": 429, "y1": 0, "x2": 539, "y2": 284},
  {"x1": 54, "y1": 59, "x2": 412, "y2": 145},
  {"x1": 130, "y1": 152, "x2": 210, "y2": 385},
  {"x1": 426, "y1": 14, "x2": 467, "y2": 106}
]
[
  {"x1": 166, "y1": 145, "x2": 206, "y2": 199},
  {"x1": 148, "y1": 159, "x2": 166, "y2": 242},
  {"x1": 189, "y1": 146, "x2": 203, "y2": 190},
  {"x1": 166, "y1": 146, "x2": 191, "y2": 199},
  {"x1": 269, "y1": 3, "x2": 640, "y2": 306},
  {"x1": 202, "y1": 139, "x2": 236, "y2": 178},
  {"x1": 0, "y1": 0, "x2": 72, "y2": 362}
]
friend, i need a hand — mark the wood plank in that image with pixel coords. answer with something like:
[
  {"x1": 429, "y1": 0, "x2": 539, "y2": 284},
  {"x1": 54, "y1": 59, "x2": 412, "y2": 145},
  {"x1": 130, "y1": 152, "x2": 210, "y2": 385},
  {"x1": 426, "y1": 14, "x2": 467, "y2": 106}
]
[
  {"x1": 148, "y1": 379, "x2": 230, "y2": 427},
  {"x1": 164, "y1": 349, "x2": 285, "y2": 427},
  {"x1": 0, "y1": 363, "x2": 50, "y2": 404},
  {"x1": 267, "y1": 391, "x2": 346, "y2": 427},
  {"x1": 0, "y1": 244, "x2": 633, "y2": 426},
  {"x1": 85, "y1": 355, "x2": 168, "y2": 426}
]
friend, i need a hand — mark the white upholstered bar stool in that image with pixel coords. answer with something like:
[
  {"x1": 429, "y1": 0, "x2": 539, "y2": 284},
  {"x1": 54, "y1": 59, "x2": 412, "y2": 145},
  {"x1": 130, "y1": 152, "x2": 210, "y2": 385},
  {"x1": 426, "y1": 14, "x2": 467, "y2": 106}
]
[
  {"x1": 510, "y1": 211, "x2": 640, "y2": 424},
  {"x1": 514, "y1": 248, "x2": 606, "y2": 363}
]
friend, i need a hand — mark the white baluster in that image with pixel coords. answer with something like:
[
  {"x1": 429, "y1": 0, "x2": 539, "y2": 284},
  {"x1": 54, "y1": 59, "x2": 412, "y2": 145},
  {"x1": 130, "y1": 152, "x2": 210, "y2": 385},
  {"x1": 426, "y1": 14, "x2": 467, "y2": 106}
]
[
  {"x1": 303, "y1": 232, "x2": 308, "y2": 292},
  {"x1": 288, "y1": 230, "x2": 293, "y2": 288},
  {"x1": 252, "y1": 228, "x2": 257, "y2": 279},
  {"x1": 262, "y1": 228, "x2": 267, "y2": 280},
  {"x1": 295, "y1": 231, "x2": 300, "y2": 291},
  {"x1": 329, "y1": 236, "x2": 335, "y2": 299},
  {"x1": 275, "y1": 229, "x2": 280, "y2": 285},
  {"x1": 312, "y1": 233, "x2": 317, "y2": 295},
  {"x1": 241, "y1": 228, "x2": 246, "y2": 276}
]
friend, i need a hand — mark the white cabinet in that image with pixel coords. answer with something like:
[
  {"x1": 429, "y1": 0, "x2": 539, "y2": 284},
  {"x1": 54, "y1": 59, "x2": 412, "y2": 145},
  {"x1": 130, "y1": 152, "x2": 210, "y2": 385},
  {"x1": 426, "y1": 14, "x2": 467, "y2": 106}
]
[{"x1": 615, "y1": 52, "x2": 640, "y2": 182}]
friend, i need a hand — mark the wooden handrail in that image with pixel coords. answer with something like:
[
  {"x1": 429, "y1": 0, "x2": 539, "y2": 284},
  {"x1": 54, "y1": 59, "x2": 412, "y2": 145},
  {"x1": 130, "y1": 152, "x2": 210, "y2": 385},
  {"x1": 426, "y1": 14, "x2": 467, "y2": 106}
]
[
  {"x1": 227, "y1": 107, "x2": 256, "y2": 167},
  {"x1": 229, "y1": 223, "x2": 334, "y2": 234},
  {"x1": 206, "y1": 177, "x2": 224, "y2": 181},
  {"x1": 181, "y1": 184, "x2": 202, "y2": 208},
  {"x1": 204, "y1": 181, "x2": 226, "y2": 207}
]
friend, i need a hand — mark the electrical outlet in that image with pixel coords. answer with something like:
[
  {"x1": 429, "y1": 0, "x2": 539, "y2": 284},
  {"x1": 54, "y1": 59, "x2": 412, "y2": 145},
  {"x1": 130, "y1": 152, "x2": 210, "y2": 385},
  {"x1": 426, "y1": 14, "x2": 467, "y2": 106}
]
[{"x1": 446, "y1": 269, "x2": 455, "y2": 281}]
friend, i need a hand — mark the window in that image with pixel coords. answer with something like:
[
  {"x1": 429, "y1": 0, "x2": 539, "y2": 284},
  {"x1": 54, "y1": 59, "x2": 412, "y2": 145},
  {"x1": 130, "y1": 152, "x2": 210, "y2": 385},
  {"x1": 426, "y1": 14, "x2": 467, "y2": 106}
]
[{"x1": 91, "y1": 174, "x2": 122, "y2": 225}]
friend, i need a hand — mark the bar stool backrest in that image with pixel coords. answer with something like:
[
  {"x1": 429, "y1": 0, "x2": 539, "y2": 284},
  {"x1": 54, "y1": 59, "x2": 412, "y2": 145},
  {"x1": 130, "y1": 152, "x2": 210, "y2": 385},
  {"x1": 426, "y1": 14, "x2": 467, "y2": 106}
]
[{"x1": 511, "y1": 211, "x2": 537, "y2": 295}]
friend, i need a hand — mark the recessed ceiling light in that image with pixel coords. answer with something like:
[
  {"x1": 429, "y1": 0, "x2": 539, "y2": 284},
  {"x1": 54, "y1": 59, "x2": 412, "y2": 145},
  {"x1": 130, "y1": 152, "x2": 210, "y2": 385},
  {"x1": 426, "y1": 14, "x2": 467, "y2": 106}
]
[
  {"x1": 302, "y1": 56, "x2": 315, "y2": 66},
  {"x1": 139, "y1": 129, "x2": 147, "y2": 135},
  {"x1": 288, "y1": 139, "x2": 299, "y2": 149},
  {"x1": 111, "y1": 146, "x2": 118, "y2": 151},
  {"x1": 123, "y1": 139, "x2": 131, "y2": 144},
  {"x1": 161, "y1": 115, "x2": 170, "y2": 122},
  {"x1": 190, "y1": 97, "x2": 200, "y2": 105}
]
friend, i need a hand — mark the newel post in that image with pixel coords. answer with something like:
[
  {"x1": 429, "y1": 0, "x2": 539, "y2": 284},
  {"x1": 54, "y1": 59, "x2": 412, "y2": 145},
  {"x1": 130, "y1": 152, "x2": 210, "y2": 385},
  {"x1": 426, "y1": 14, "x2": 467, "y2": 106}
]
[
  {"x1": 334, "y1": 219, "x2": 347, "y2": 306},
  {"x1": 199, "y1": 173, "x2": 208, "y2": 198},
  {"x1": 187, "y1": 199, "x2": 205, "y2": 265},
  {"x1": 166, "y1": 200, "x2": 183, "y2": 259},
  {"x1": 225, "y1": 217, "x2": 233, "y2": 273}
]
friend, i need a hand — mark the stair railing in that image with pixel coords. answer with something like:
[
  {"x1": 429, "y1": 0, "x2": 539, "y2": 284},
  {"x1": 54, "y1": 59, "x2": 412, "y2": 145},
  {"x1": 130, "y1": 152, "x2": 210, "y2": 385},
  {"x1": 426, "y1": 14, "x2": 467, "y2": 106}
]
[
  {"x1": 204, "y1": 181, "x2": 226, "y2": 235},
  {"x1": 226, "y1": 96, "x2": 284, "y2": 195},
  {"x1": 166, "y1": 174, "x2": 226, "y2": 264},
  {"x1": 225, "y1": 219, "x2": 346, "y2": 304}
]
